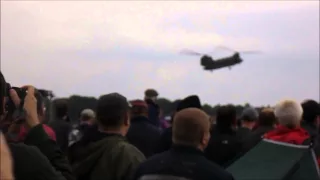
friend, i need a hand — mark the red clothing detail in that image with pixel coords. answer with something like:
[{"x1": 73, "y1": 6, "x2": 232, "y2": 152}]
[
  {"x1": 264, "y1": 125, "x2": 310, "y2": 145},
  {"x1": 18, "y1": 124, "x2": 56, "y2": 141}
]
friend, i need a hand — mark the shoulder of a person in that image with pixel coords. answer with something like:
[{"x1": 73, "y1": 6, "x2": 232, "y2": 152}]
[
  {"x1": 202, "y1": 159, "x2": 234, "y2": 180},
  {"x1": 117, "y1": 141, "x2": 145, "y2": 156},
  {"x1": 111, "y1": 140, "x2": 145, "y2": 162},
  {"x1": 9, "y1": 143, "x2": 48, "y2": 167},
  {"x1": 9, "y1": 142, "x2": 38, "y2": 155}
]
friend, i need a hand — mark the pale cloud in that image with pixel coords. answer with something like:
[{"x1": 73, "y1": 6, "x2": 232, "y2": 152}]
[
  {"x1": 2, "y1": 1, "x2": 295, "y2": 51},
  {"x1": 1, "y1": 1, "x2": 319, "y2": 105}
]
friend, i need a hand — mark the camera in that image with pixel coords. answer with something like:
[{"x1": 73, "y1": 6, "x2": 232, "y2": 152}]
[{"x1": 5, "y1": 83, "x2": 27, "y2": 122}]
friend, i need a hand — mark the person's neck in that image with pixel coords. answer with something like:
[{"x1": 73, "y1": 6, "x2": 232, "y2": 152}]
[
  {"x1": 242, "y1": 121, "x2": 255, "y2": 130},
  {"x1": 174, "y1": 142, "x2": 204, "y2": 151},
  {"x1": 98, "y1": 127, "x2": 126, "y2": 136}
]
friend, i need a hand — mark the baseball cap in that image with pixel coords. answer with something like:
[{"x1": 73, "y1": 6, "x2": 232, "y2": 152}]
[{"x1": 241, "y1": 107, "x2": 259, "y2": 122}]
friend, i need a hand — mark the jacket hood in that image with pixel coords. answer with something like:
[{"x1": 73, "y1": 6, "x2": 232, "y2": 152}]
[{"x1": 264, "y1": 125, "x2": 310, "y2": 145}]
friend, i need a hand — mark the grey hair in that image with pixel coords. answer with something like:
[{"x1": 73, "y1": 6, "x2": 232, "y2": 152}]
[{"x1": 274, "y1": 99, "x2": 303, "y2": 127}]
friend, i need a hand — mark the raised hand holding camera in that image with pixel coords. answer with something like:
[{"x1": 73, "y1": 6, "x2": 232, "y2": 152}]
[
  {"x1": 22, "y1": 86, "x2": 40, "y2": 128},
  {"x1": 8, "y1": 86, "x2": 40, "y2": 128}
]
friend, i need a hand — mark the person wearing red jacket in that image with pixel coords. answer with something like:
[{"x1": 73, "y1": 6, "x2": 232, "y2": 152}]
[{"x1": 263, "y1": 99, "x2": 320, "y2": 167}]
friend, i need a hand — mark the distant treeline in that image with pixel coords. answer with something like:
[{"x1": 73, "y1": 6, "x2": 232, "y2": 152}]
[{"x1": 43, "y1": 95, "x2": 270, "y2": 123}]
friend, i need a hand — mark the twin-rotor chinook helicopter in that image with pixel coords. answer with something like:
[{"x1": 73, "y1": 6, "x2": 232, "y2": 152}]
[{"x1": 180, "y1": 46, "x2": 261, "y2": 71}]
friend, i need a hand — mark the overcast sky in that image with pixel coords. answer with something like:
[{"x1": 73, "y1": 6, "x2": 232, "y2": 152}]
[{"x1": 1, "y1": 1, "x2": 319, "y2": 106}]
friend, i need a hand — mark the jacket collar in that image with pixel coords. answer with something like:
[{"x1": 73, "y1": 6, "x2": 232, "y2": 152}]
[
  {"x1": 131, "y1": 116, "x2": 153, "y2": 124},
  {"x1": 171, "y1": 144, "x2": 203, "y2": 155}
]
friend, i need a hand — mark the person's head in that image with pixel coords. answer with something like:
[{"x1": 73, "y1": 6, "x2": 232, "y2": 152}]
[
  {"x1": 301, "y1": 100, "x2": 320, "y2": 125},
  {"x1": 176, "y1": 95, "x2": 201, "y2": 112},
  {"x1": 216, "y1": 105, "x2": 237, "y2": 130},
  {"x1": 53, "y1": 99, "x2": 68, "y2": 119},
  {"x1": 258, "y1": 108, "x2": 277, "y2": 127},
  {"x1": 79, "y1": 109, "x2": 96, "y2": 124},
  {"x1": 130, "y1": 99, "x2": 148, "y2": 118},
  {"x1": 96, "y1": 93, "x2": 131, "y2": 135},
  {"x1": 172, "y1": 108, "x2": 210, "y2": 151},
  {"x1": 274, "y1": 99, "x2": 303, "y2": 128},
  {"x1": 144, "y1": 89, "x2": 158, "y2": 102},
  {"x1": 240, "y1": 107, "x2": 259, "y2": 129}
]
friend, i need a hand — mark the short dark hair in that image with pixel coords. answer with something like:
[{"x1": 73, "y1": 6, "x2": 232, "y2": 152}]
[
  {"x1": 144, "y1": 89, "x2": 158, "y2": 97},
  {"x1": 216, "y1": 105, "x2": 237, "y2": 129},
  {"x1": 302, "y1": 100, "x2": 320, "y2": 123},
  {"x1": 258, "y1": 108, "x2": 276, "y2": 126},
  {"x1": 53, "y1": 99, "x2": 68, "y2": 118},
  {"x1": 96, "y1": 93, "x2": 130, "y2": 128}
]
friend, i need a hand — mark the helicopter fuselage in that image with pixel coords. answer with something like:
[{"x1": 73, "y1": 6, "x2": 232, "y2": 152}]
[{"x1": 201, "y1": 53, "x2": 243, "y2": 71}]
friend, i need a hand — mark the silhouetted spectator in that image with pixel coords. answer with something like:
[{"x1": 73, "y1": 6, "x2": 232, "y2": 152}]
[
  {"x1": 301, "y1": 99, "x2": 320, "y2": 164},
  {"x1": 301, "y1": 100, "x2": 320, "y2": 142},
  {"x1": 133, "y1": 108, "x2": 234, "y2": 180},
  {"x1": 126, "y1": 100, "x2": 161, "y2": 158},
  {"x1": 48, "y1": 99, "x2": 72, "y2": 152},
  {"x1": 73, "y1": 93, "x2": 145, "y2": 180},
  {"x1": 237, "y1": 107, "x2": 258, "y2": 142},
  {"x1": 68, "y1": 109, "x2": 95, "y2": 146},
  {"x1": 242, "y1": 108, "x2": 276, "y2": 153},
  {"x1": 205, "y1": 105, "x2": 242, "y2": 168},
  {"x1": 144, "y1": 89, "x2": 160, "y2": 127}
]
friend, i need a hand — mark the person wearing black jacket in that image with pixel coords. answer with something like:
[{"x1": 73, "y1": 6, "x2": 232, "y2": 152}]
[
  {"x1": 144, "y1": 89, "x2": 160, "y2": 127},
  {"x1": 241, "y1": 108, "x2": 276, "y2": 154},
  {"x1": 301, "y1": 100, "x2": 320, "y2": 158},
  {"x1": 133, "y1": 108, "x2": 234, "y2": 180},
  {"x1": 237, "y1": 107, "x2": 258, "y2": 143},
  {"x1": 48, "y1": 99, "x2": 72, "y2": 153},
  {"x1": 205, "y1": 105, "x2": 242, "y2": 168},
  {"x1": 126, "y1": 100, "x2": 161, "y2": 158}
]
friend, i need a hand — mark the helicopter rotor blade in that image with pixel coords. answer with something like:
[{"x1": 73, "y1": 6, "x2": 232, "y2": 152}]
[
  {"x1": 180, "y1": 49, "x2": 204, "y2": 56},
  {"x1": 214, "y1": 46, "x2": 236, "y2": 52},
  {"x1": 239, "y1": 51, "x2": 262, "y2": 54},
  {"x1": 214, "y1": 46, "x2": 262, "y2": 55}
]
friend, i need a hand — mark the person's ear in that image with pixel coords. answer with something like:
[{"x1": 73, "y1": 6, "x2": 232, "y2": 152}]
[
  {"x1": 201, "y1": 131, "x2": 210, "y2": 146},
  {"x1": 124, "y1": 111, "x2": 130, "y2": 126}
]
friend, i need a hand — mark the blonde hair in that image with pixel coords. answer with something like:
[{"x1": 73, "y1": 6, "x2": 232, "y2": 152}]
[{"x1": 274, "y1": 99, "x2": 303, "y2": 127}]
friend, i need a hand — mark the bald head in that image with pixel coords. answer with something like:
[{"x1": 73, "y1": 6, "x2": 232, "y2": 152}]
[{"x1": 173, "y1": 108, "x2": 210, "y2": 149}]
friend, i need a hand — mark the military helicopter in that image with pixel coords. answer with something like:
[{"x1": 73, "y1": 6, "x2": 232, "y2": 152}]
[{"x1": 180, "y1": 46, "x2": 261, "y2": 71}]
